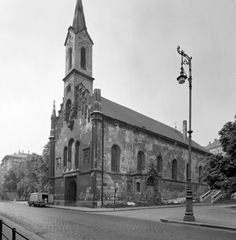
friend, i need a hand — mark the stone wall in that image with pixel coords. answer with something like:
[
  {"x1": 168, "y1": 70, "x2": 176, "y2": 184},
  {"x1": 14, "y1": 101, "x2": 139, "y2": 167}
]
[{"x1": 94, "y1": 117, "x2": 208, "y2": 203}]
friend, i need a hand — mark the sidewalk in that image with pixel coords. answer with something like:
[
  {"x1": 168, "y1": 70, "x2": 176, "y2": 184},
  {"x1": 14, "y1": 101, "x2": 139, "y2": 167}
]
[
  {"x1": 160, "y1": 204, "x2": 236, "y2": 232},
  {"x1": 47, "y1": 203, "x2": 236, "y2": 232}
]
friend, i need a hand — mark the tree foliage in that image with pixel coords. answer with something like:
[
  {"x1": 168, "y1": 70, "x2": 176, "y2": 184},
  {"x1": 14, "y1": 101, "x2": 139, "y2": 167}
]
[
  {"x1": 219, "y1": 120, "x2": 236, "y2": 158},
  {"x1": 203, "y1": 116, "x2": 236, "y2": 193},
  {"x1": 3, "y1": 143, "x2": 52, "y2": 199},
  {"x1": 3, "y1": 167, "x2": 17, "y2": 191}
]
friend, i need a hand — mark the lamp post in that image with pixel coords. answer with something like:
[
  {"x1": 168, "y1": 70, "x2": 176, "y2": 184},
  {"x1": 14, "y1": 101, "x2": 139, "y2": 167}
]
[{"x1": 177, "y1": 46, "x2": 195, "y2": 222}]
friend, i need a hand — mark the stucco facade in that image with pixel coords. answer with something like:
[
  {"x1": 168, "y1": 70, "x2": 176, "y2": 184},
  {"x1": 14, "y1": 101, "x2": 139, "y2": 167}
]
[
  {"x1": 205, "y1": 139, "x2": 224, "y2": 155},
  {"x1": 49, "y1": 0, "x2": 209, "y2": 207},
  {"x1": 0, "y1": 152, "x2": 30, "y2": 200}
]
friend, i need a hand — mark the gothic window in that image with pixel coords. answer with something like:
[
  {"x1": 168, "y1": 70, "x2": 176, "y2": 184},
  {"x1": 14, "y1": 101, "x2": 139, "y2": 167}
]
[
  {"x1": 136, "y1": 182, "x2": 140, "y2": 192},
  {"x1": 172, "y1": 159, "x2": 177, "y2": 180},
  {"x1": 56, "y1": 157, "x2": 61, "y2": 171},
  {"x1": 111, "y1": 145, "x2": 120, "y2": 172},
  {"x1": 75, "y1": 141, "x2": 80, "y2": 168},
  {"x1": 137, "y1": 151, "x2": 145, "y2": 171},
  {"x1": 81, "y1": 47, "x2": 86, "y2": 69},
  {"x1": 65, "y1": 99, "x2": 71, "y2": 121},
  {"x1": 68, "y1": 48, "x2": 72, "y2": 70},
  {"x1": 157, "y1": 155, "x2": 163, "y2": 173},
  {"x1": 83, "y1": 148, "x2": 90, "y2": 164},
  {"x1": 66, "y1": 84, "x2": 71, "y2": 95},
  {"x1": 63, "y1": 146, "x2": 68, "y2": 167},
  {"x1": 147, "y1": 176, "x2": 155, "y2": 186},
  {"x1": 199, "y1": 166, "x2": 202, "y2": 183},
  {"x1": 68, "y1": 139, "x2": 74, "y2": 169}
]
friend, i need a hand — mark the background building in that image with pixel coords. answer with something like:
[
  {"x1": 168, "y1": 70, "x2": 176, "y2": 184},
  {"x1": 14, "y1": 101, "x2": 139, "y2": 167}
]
[
  {"x1": 205, "y1": 139, "x2": 224, "y2": 155},
  {"x1": 0, "y1": 151, "x2": 30, "y2": 200},
  {"x1": 49, "y1": 0, "x2": 210, "y2": 207}
]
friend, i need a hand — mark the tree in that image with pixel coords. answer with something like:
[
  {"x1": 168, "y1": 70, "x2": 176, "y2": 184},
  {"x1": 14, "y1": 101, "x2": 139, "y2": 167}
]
[
  {"x1": 0, "y1": 184, "x2": 4, "y2": 200},
  {"x1": 13, "y1": 143, "x2": 52, "y2": 199},
  {"x1": 38, "y1": 143, "x2": 52, "y2": 192},
  {"x1": 203, "y1": 116, "x2": 236, "y2": 194},
  {"x1": 1, "y1": 143, "x2": 52, "y2": 200},
  {"x1": 3, "y1": 168, "x2": 17, "y2": 192},
  {"x1": 203, "y1": 154, "x2": 224, "y2": 190},
  {"x1": 219, "y1": 120, "x2": 236, "y2": 158}
]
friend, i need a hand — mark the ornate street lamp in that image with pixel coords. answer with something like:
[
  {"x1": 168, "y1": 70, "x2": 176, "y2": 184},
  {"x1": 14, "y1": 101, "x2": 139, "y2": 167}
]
[{"x1": 177, "y1": 46, "x2": 195, "y2": 222}]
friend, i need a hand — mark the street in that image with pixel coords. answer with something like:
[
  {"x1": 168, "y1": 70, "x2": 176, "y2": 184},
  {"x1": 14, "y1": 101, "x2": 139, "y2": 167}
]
[{"x1": 0, "y1": 202, "x2": 235, "y2": 240}]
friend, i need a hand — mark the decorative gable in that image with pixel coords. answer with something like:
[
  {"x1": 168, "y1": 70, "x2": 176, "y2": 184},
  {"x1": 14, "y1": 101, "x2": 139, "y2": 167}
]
[{"x1": 147, "y1": 167, "x2": 158, "y2": 179}]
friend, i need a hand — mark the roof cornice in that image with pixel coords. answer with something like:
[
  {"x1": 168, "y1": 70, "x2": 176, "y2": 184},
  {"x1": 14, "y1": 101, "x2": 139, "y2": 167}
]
[{"x1": 62, "y1": 69, "x2": 94, "y2": 83}]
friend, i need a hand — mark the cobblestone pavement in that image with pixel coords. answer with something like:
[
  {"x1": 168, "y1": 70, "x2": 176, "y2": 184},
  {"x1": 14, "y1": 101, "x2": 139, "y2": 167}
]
[
  {"x1": 92, "y1": 204, "x2": 236, "y2": 227},
  {"x1": 0, "y1": 202, "x2": 235, "y2": 240}
]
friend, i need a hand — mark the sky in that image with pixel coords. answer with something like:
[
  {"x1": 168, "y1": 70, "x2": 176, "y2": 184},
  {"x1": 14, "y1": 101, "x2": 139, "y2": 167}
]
[{"x1": 0, "y1": 0, "x2": 236, "y2": 160}]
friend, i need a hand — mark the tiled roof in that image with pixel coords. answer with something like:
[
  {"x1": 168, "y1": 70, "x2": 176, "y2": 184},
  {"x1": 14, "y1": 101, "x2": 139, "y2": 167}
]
[
  {"x1": 205, "y1": 139, "x2": 221, "y2": 150},
  {"x1": 101, "y1": 97, "x2": 208, "y2": 154}
]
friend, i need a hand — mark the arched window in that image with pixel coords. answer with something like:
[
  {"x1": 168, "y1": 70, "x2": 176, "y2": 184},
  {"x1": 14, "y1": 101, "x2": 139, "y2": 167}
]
[
  {"x1": 68, "y1": 48, "x2": 72, "y2": 70},
  {"x1": 111, "y1": 145, "x2": 120, "y2": 172},
  {"x1": 136, "y1": 182, "x2": 140, "y2": 192},
  {"x1": 199, "y1": 166, "x2": 202, "y2": 183},
  {"x1": 147, "y1": 176, "x2": 155, "y2": 186},
  {"x1": 68, "y1": 139, "x2": 74, "y2": 169},
  {"x1": 65, "y1": 99, "x2": 71, "y2": 121},
  {"x1": 81, "y1": 47, "x2": 86, "y2": 69},
  {"x1": 75, "y1": 141, "x2": 80, "y2": 169},
  {"x1": 63, "y1": 146, "x2": 68, "y2": 167},
  {"x1": 157, "y1": 155, "x2": 163, "y2": 173},
  {"x1": 172, "y1": 159, "x2": 177, "y2": 180},
  {"x1": 137, "y1": 151, "x2": 145, "y2": 171},
  {"x1": 66, "y1": 84, "x2": 71, "y2": 95}
]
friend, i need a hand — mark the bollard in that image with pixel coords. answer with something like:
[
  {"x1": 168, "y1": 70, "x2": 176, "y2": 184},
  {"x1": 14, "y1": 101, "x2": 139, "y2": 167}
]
[{"x1": 12, "y1": 228, "x2": 16, "y2": 240}]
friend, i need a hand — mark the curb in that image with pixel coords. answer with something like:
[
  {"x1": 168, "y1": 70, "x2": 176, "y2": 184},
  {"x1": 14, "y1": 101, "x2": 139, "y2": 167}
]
[
  {"x1": 160, "y1": 218, "x2": 236, "y2": 232},
  {"x1": 47, "y1": 205, "x2": 188, "y2": 213},
  {"x1": 47, "y1": 202, "x2": 217, "y2": 213},
  {"x1": 15, "y1": 201, "x2": 235, "y2": 213}
]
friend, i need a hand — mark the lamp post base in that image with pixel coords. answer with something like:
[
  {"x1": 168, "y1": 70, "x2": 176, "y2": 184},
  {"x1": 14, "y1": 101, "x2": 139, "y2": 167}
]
[
  {"x1": 183, "y1": 214, "x2": 195, "y2": 222},
  {"x1": 183, "y1": 183, "x2": 195, "y2": 222}
]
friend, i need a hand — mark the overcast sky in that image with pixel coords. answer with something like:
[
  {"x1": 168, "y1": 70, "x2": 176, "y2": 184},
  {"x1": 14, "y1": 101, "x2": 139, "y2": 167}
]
[{"x1": 0, "y1": 0, "x2": 236, "y2": 160}]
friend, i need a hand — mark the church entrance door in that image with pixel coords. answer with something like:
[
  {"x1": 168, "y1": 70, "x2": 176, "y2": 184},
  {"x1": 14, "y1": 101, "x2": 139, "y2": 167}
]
[
  {"x1": 146, "y1": 176, "x2": 156, "y2": 203},
  {"x1": 66, "y1": 179, "x2": 77, "y2": 206}
]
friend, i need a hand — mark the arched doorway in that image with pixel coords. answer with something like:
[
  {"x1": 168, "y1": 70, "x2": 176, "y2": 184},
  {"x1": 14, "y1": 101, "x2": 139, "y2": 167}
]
[
  {"x1": 146, "y1": 176, "x2": 156, "y2": 202},
  {"x1": 67, "y1": 180, "x2": 77, "y2": 205}
]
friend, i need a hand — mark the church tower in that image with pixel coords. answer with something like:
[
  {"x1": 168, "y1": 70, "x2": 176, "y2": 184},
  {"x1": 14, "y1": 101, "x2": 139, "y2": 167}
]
[{"x1": 63, "y1": 0, "x2": 94, "y2": 119}]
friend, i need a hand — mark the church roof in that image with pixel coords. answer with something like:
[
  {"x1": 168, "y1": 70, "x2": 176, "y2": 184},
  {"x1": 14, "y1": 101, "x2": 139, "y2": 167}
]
[
  {"x1": 101, "y1": 97, "x2": 208, "y2": 154},
  {"x1": 72, "y1": 0, "x2": 87, "y2": 32}
]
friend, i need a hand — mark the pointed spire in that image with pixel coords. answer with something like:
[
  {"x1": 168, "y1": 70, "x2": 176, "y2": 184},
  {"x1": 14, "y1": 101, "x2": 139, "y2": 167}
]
[
  {"x1": 51, "y1": 100, "x2": 56, "y2": 119},
  {"x1": 72, "y1": 0, "x2": 87, "y2": 32},
  {"x1": 50, "y1": 101, "x2": 56, "y2": 138}
]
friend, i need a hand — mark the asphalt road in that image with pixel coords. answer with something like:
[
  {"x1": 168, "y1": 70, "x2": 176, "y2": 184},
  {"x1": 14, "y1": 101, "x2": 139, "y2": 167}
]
[{"x1": 0, "y1": 202, "x2": 235, "y2": 240}]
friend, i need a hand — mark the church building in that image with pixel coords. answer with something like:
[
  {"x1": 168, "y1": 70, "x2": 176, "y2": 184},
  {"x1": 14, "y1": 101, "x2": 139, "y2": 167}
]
[{"x1": 49, "y1": 0, "x2": 209, "y2": 207}]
